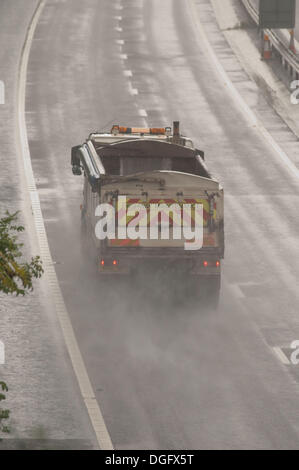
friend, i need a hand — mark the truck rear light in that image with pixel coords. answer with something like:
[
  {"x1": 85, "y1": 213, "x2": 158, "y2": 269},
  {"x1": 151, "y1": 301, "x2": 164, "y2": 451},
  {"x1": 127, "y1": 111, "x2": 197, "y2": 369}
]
[
  {"x1": 216, "y1": 261, "x2": 220, "y2": 267},
  {"x1": 203, "y1": 261, "x2": 209, "y2": 267},
  {"x1": 100, "y1": 260, "x2": 105, "y2": 266},
  {"x1": 113, "y1": 260, "x2": 118, "y2": 266}
]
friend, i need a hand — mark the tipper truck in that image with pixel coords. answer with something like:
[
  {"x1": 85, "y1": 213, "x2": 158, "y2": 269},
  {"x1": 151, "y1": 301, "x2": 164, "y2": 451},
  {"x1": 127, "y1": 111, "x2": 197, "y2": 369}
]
[{"x1": 71, "y1": 122, "x2": 224, "y2": 307}]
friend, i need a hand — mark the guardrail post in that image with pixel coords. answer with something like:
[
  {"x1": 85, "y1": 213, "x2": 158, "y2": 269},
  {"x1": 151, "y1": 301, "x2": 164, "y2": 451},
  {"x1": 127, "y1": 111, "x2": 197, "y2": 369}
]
[
  {"x1": 289, "y1": 29, "x2": 297, "y2": 55},
  {"x1": 243, "y1": 0, "x2": 299, "y2": 89},
  {"x1": 262, "y1": 32, "x2": 272, "y2": 60}
]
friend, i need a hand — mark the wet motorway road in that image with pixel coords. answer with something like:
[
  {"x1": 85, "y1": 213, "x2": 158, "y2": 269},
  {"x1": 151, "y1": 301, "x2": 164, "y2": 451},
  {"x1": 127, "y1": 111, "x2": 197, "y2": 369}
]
[{"x1": 24, "y1": 0, "x2": 299, "y2": 449}]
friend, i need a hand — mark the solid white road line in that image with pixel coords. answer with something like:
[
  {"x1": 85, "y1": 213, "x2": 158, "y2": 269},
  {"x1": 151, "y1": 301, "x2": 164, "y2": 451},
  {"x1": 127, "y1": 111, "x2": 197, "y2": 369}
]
[
  {"x1": 17, "y1": 0, "x2": 113, "y2": 450},
  {"x1": 124, "y1": 70, "x2": 133, "y2": 77},
  {"x1": 0, "y1": 80, "x2": 4, "y2": 104},
  {"x1": 273, "y1": 347, "x2": 291, "y2": 365},
  {"x1": 188, "y1": 0, "x2": 299, "y2": 181}
]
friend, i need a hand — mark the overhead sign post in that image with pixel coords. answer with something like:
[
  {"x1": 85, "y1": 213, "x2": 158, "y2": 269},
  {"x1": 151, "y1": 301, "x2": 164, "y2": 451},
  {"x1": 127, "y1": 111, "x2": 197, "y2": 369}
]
[
  {"x1": 259, "y1": 0, "x2": 297, "y2": 59},
  {"x1": 259, "y1": 0, "x2": 296, "y2": 30}
]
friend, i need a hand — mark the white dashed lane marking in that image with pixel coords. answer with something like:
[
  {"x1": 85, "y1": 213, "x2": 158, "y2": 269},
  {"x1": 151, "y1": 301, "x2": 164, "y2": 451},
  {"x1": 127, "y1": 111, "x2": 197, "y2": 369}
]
[
  {"x1": 128, "y1": 81, "x2": 138, "y2": 95},
  {"x1": 138, "y1": 109, "x2": 148, "y2": 117},
  {"x1": 273, "y1": 347, "x2": 291, "y2": 365}
]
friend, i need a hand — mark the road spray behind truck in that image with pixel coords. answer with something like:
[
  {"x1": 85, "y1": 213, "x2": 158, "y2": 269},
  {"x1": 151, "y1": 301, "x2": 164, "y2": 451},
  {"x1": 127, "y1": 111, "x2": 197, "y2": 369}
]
[{"x1": 71, "y1": 122, "x2": 224, "y2": 306}]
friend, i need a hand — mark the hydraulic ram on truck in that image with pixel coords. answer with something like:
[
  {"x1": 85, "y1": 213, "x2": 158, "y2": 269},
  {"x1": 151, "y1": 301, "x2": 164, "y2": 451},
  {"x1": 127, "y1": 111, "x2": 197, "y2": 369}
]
[{"x1": 71, "y1": 122, "x2": 224, "y2": 307}]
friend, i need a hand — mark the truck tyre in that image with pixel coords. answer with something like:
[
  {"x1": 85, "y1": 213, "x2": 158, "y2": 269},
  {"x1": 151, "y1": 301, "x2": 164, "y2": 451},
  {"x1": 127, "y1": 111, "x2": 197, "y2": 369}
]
[
  {"x1": 80, "y1": 214, "x2": 91, "y2": 259},
  {"x1": 204, "y1": 275, "x2": 220, "y2": 310},
  {"x1": 193, "y1": 275, "x2": 221, "y2": 310}
]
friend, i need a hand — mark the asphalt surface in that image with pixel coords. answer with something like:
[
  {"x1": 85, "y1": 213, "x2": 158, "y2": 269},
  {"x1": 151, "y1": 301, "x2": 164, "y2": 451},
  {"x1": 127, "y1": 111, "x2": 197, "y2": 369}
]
[
  {"x1": 18, "y1": 0, "x2": 299, "y2": 450},
  {"x1": 0, "y1": 0, "x2": 97, "y2": 449}
]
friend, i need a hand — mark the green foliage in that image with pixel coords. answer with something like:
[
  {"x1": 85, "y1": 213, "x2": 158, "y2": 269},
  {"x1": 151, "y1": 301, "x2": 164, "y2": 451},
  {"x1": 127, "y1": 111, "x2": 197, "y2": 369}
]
[
  {"x1": 0, "y1": 212, "x2": 44, "y2": 436},
  {"x1": 0, "y1": 382, "x2": 10, "y2": 434},
  {"x1": 0, "y1": 211, "x2": 43, "y2": 295}
]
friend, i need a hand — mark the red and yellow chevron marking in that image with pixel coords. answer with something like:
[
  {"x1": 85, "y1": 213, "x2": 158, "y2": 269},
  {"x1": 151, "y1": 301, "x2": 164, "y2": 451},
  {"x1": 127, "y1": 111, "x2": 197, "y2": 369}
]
[
  {"x1": 203, "y1": 233, "x2": 216, "y2": 246},
  {"x1": 108, "y1": 239, "x2": 140, "y2": 247}
]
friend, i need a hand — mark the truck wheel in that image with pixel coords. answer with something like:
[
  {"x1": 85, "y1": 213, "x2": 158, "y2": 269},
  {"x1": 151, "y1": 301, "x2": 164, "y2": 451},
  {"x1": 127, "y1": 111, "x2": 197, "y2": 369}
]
[
  {"x1": 193, "y1": 275, "x2": 221, "y2": 310},
  {"x1": 204, "y1": 276, "x2": 220, "y2": 310},
  {"x1": 80, "y1": 215, "x2": 91, "y2": 259}
]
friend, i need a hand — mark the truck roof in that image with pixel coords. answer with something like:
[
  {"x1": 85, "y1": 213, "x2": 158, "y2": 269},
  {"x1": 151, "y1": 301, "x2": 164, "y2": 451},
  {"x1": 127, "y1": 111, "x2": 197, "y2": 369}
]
[
  {"x1": 88, "y1": 124, "x2": 195, "y2": 150},
  {"x1": 100, "y1": 170, "x2": 220, "y2": 192},
  {"x1": 71, "y1": 122, "x2": 219, "y2": 189},
  {"x1": 92, "y1": 138, "x2": 197, "y2": 160}
]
